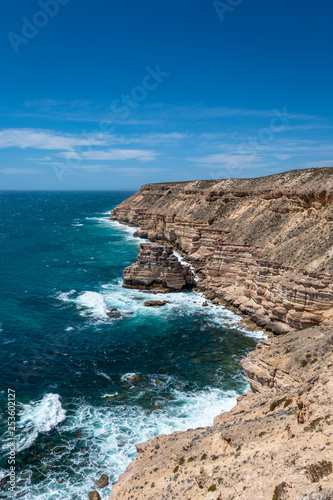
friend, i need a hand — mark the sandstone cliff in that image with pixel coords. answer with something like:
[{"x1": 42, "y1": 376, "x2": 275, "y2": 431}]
[
  {"x1": 111, "y1": 167, "x2": 333, "y2": 333},
  {"x1": 110, "y1": 325, "x2": 333, "y2": 500},
  {"x1": 123, "y1": 242, "x2": 195, "y2": 292}
]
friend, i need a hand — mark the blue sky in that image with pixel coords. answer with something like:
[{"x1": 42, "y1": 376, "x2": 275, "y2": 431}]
[{"x1": 0, "y1": 0, "x2": 332, "y2": 190}]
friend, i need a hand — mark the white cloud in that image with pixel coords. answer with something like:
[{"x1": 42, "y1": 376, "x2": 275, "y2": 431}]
[
  {"x1": 188, "y1": 153, "x2": 260, "y2": 165},
  {"x1": 274, "y1": 154, "x2": 292, "y2": 160},
  {"x1": 69, "y1": 165, "x2": 169, "y2": 173},
  {"x1": 0, "y1": 128, "x2": 105, "y2": 150},
  {"x1": 59, "y1": 149, "x2": 157, "y2": 162},
  {"x1": 0, "y1": 168, "x2": 41, "y2": 175},
  {"x1": 108, "y1": 132, "x2": 186, "y2": 146}
]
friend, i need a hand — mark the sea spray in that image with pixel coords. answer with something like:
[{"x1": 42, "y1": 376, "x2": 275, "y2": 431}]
[{"x1": 15, "y1": 394, "x2": 66, "y2": 453}]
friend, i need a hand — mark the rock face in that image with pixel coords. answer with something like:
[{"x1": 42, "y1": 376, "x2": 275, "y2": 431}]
[
  {"x1": 112, "y1": 167, "x2": 333, "y2": 333},
  {"x1": 123, "y1": 242, "x2": 195, "y2": 292},
  {"x1": 110, "y1": 325, "x2": 333, "y2": 500}
]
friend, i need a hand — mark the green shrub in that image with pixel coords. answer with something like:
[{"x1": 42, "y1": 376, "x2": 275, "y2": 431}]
[
  {"x1": 306, "y1": 460, "x2": 332, "y2": 482},
  {"x1": 272, "y1": 481, "x2": 287, "y2": 500},
  {"x1": 208, "y1": 484, "x2": 216, "y2": 492}
]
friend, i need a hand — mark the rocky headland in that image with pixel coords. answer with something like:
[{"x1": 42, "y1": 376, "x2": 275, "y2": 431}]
[
  {"x1": 108, "y1": 168, "x2": 333, "y2": 500},
  {"x1": 112, "y1": 167, "x2": 333, "y2": 334}
]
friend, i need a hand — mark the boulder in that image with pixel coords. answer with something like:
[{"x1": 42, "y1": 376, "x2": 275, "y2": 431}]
[
  {"x1": 95, "y1": 474, "x2": 109, "y2": 489},
  {"x1": 144, "y1": 300, "x2": 170, "y2": 307},
  {"x1": 88, "y1": 492, "x2": 101, "y2": 500}
]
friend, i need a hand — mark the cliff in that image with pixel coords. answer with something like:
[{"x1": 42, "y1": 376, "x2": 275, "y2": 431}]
[
  {"x1": 123, "y1": 242, "x2": 195, "y2": 292},
  {"x1": 111, "y1": 167, "x2": 333, "y2": 334},
  {"x1": 110, "y1": 325, "x2": 333, "y2": 500},
  {"x1": 108, "y1": 168, "x2": 333, "y2": 500}
]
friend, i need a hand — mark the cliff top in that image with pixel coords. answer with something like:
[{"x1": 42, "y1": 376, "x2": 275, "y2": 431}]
[{"x1": 142, "y1": 167, "x2": 333, "y2": 195}]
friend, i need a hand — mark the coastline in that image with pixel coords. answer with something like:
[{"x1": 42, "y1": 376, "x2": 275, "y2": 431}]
[
  {"x1": 109, "y1": 323, "x2": 333, "y2": 499},
  {"x1": 110, "y1": 168, "x2": 333, "y2": 335},
  {"x1": 111, "y1": 218, "x2": 268, "y2": 339},
  {"x1": 107, "y1": 170, "x2": 333, "y2": 499}
]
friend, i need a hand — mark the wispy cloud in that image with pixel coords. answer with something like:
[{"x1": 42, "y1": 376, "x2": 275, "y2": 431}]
[
  {"x1": 108, "y1": 132, "x2": 186, "y2": 146},
  {"x1": 0, "y1": 128, "x2": 182, "y2": 153},
  {"x1": 0, "y1": 168, "x2": 42, "y2": 175},
  {"x1": 67, "y1": 165, "x2": 169, "y2": 173},
  {"x1": 0, "y1": 128, "x2": 105, "y2": 150},
  {"x1": 10, "y1": 100, "x2": 326, "y2": 129},
  {"x1": 59, "y1": 149, "x2": 157, "y2": 162},
  {"x1": 189, "y1": 153, "x2": 257, "y2": 164}
]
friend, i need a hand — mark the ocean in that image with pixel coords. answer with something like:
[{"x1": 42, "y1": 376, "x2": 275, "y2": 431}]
[{"x1": 0, "y1": 191, "x2": 264, "y2": 500}]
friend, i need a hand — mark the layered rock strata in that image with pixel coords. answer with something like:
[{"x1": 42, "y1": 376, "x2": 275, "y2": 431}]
[
  {"x1": 112, "y1": 167, "x2": 333, "y2": 333},
  {"x1": 123, "y1": 242, "x2": 195, "y2": 292},
  {"x1": 110, "y1": 325, "x2": 333, "y2": 500}
]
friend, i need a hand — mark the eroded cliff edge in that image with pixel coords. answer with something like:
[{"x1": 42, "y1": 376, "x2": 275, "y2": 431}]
[
  {"x1": 111, "y1": 167, "x2": 333, "y2": 333},
  {"x1": 110, "y1": 326, "x2": 333, "y2": 500}
]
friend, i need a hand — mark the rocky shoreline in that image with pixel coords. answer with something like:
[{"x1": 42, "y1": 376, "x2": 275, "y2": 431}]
[
  {"x1": 111, "y1": 167, "x2": 333, "y2": 334},
  {"x1": 107, "y1": 168, "x2": 333, "y2": 499},
  {"x1": 109, "y1": 325, "x2": 333, "y2": 500}
]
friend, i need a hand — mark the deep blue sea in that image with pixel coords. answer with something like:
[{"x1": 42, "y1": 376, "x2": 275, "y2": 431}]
[{"x1": 0, "y1": 191, "x2": 264, "y2": 499}]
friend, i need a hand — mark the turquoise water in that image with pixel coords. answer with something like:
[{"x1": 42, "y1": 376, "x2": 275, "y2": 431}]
[{"x1": 0, "y1": 192, "x2": 263, "y2": 499}]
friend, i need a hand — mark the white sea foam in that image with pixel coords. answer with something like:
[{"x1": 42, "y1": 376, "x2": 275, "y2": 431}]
[
  {"x1": 57, "y1": 290, "x2": 111, "y2": 322},
  {"x1": 75, "y1": 291, "x2": 110, "y2": 320},
  {"x1": 102, "y1": 393, "x2": 118, "y2": 398},
  {"x1": 100, "y1": 280, "x2": 266, "y2": 338},
  {"x1": 57, "y1": 290, "x2": 76, "y2": 302},
  {"x1": 15, "y1": 385, "x2": 237, "y2": 499},
  {"x1": 15, "y1": 394, "x2": 66, "y2": 452},
  {"x1": 108, "y1": 219, "x2": 140, "y2": 237},
  {"x1": 86, "y1": 213, "x2": 143, "y2": 243},
  {"x1": 121, "y1": 372, "x2": 137, "y2": 382},
  {"x1": 57, "y1": 279, "x2": 266, "y2": 338},
  {"x1": 96, "y1": 371, "x2": 111, "y2": 380},
  {"x1": 86, "y1": 216, "x2": 138, "y2": 235},
  {"x1": 173, "y1": 250, "x2": 200, "y2": 282}
]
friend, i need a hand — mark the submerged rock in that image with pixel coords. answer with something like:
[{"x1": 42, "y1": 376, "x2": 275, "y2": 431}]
[
  {"x1": 0, "y1": 476, "x2": 9, "y2": 490},
  {"x1": 88, "y1": 492, "x2": 101, "y2": 500},
  {"x1": 16, "y1": 491, "x2": 28, "y2": 498},
  {"x1": 144, "y1": 300, "x2": 170, "y2": 307},
  {"x1": 107, "y1": 308, "x2": 122, "y2": 318},
  {"x1": 95, "y1": 474, "x2": 109, "y2": 489},
  {"x1": 128, "y1": 373, "x2": 141, "y2": 383}
]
